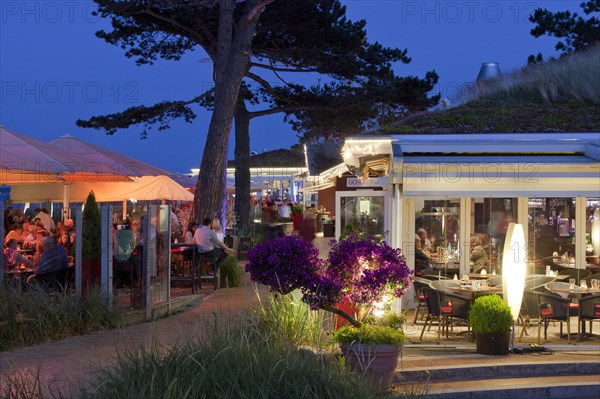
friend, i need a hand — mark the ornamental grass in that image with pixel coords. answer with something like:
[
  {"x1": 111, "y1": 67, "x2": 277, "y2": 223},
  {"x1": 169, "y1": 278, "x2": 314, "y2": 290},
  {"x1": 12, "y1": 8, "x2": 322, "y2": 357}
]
[{"x1": 0, "y1": 284, "x2": 122, "y2": 352}]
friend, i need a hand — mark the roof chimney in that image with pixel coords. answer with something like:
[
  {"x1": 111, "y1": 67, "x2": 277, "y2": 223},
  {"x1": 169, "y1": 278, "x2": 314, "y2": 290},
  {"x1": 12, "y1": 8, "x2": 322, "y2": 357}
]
[{"x1": 476, "y1": 62, "x2": 501, "y2": 95}]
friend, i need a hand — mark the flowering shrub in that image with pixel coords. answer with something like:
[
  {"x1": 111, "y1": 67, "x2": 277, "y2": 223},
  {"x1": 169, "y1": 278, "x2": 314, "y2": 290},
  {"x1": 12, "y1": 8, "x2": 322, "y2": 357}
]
[
  {"x1": 311, "y1": 233, "x2": 412, "y2": 320},
  {"x1": 246, "y1": 232, "x2": 412, "y2": 327},
  {"x1": 245, "y1": 235, "x2": 322, "y2": 295}
]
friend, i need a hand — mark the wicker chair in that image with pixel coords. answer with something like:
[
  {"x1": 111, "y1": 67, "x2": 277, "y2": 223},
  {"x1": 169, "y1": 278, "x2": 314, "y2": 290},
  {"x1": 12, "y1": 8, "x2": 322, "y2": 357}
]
[
  {"x1": 538, "y1": 291, "x2": 573, "y2": 344},
  {"x1": 578, "y1": 294, "x2": 600, "y2": 341}
]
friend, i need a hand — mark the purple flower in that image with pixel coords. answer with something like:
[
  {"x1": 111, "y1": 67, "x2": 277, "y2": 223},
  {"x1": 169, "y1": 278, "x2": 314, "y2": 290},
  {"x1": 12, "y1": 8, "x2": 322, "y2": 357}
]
[
  {"x1": 246, "y1": 236, "x2": 322, "y2": 295},
  {"x1": 246, "y1": 232, "x2": 412, "y2": 321}
]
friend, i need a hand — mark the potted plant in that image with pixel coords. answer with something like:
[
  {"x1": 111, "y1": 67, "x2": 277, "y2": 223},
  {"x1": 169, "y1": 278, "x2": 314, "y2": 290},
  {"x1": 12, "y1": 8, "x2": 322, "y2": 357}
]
[
  {"x1": 246, "y1": 232, "x2": 412, "y2": 390},
  {"x1": 82, "y1": 191, "x2": 101, "y2": 292},
  {"x1": 469, "y1": 294, "x2": 513, "y2": 355},
  {"x1": 332, "y1": 313, "x2": 405, "y2": 389},
  {"x1": 291, "y1": 204, "x2": 303, "y2": 230}
]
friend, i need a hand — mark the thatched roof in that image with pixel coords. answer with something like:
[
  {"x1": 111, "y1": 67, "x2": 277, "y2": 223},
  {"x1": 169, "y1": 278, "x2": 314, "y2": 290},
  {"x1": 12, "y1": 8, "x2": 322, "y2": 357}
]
[{"x1": 227, "y1": 149, "x2": 306, "y2": 169}]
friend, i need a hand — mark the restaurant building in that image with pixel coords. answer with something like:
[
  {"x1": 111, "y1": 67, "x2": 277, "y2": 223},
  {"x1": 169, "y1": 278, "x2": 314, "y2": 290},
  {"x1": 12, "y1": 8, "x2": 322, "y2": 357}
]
[{"x1": 322, "y1": 133, "x2": 600, "y2": 306}]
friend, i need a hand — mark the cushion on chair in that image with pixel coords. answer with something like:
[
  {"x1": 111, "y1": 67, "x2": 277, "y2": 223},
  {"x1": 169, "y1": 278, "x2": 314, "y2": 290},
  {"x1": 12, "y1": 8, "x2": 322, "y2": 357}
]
[
  {"x1": 441, "y1": 306, "x2": 452, "y2": 314},
  {"x1": 540, "y1": 308, "x2": 553, "y2": 317},
  {"x1": 419, "y1": 295, "x2": 425, "y2": 301},
  {"x1": 594, "y1": 304, "x2": 600, "y2": 317}
]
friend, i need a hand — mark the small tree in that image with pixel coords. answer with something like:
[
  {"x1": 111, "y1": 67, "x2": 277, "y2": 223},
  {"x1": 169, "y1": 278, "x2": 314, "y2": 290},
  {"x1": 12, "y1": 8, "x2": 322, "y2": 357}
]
[
  {"x1": 246, "y1": 233, "x2": 412, "y2": 327},
  {"x1": 82, "y1": 191, "x2": 101, "y2": 262}
]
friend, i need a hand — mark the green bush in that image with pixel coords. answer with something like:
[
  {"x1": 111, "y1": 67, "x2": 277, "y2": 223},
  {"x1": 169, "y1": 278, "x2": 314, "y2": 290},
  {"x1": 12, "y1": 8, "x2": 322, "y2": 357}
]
[
  {"x1": 0, "y1": 285, "x2": 122, "y2": 351},
  {"x1": 291, "y1": 204, "x2": 303, "y2": 214},
  {"x1": 469, "y1": 294, "x2": 513, "y2": 333},
  {"x1": 219, "y1": 256, "x2": 241, "y2": 288},
  {"x1": 82, "y1": 191, "x2": 101, "y2": 261},
  {"x1": 332, "y1": 324, "x2": 405, "y2": 346}
]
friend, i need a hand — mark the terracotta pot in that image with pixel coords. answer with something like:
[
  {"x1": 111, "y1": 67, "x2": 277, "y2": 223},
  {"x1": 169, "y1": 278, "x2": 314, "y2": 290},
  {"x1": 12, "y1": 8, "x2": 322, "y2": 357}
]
[
  {"x1": 475, "y1": 332, "x2": 510, "y2": 355},
  {"x1": 340, "y1": 343, "x2": 400, "y2": 390}
]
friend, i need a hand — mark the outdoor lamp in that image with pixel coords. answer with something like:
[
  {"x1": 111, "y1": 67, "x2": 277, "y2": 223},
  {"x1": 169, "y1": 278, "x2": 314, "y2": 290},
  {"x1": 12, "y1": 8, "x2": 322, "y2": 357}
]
[
  {"x1": 592, "y1": 208, "x2": 600, "y2": 255},
  {"x1": 502, "y1": 223, "x2": 526, "y2": 348},
  {"x1": 502, "y1": 223, "x2": 526, "y2": 320}
]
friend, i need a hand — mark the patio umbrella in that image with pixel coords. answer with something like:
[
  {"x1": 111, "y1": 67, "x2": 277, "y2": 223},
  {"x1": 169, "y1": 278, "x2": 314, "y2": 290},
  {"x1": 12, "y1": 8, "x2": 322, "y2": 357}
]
[
  {"x1": 1, "y1": 127, "x2": 132, "y2": 184},
  {"x1": 48, "y1": 135, "x2": 171, "y2": 178},
  {"x1": 9, "y1": 176, "x2": 193, "y2": 203}
]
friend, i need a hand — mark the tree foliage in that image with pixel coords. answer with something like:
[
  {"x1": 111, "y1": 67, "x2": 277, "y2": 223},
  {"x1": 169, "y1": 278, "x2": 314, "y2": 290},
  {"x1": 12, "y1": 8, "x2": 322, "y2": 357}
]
[
  {"x1": 77, "y1": 0, "x2": 438, "y2": 227},
  {"x1": 529, "y1": 0, "x2": 600, "y2": 61}
]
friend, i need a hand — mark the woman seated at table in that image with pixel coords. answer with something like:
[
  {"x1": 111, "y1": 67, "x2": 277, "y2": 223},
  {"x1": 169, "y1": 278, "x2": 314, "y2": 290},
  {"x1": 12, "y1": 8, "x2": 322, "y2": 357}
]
[{"x1": 3, "y1": 239, "x2": 34, "y2": 270}]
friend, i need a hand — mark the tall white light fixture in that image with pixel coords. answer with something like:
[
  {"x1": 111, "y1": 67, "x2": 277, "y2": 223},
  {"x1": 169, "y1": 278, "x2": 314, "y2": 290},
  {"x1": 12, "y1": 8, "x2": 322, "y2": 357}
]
[
  {"x1": 592, "y1": 208, "x2": 600, "y2": 255},
  {"x1": 502, "y1": 223, "x2": 527, "y2": 348}
]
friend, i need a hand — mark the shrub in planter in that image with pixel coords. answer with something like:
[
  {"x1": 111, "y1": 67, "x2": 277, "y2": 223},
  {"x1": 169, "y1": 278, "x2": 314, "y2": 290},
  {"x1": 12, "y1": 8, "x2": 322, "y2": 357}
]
[
  {"x1": 332, "y1": 323, "x2": 404, "y2": 390},
  {"x1": 469, "y1": 294, "x2": 513, "y2": 355},
  {"x1": 82, "y1": 191, "x2": 101, "y2": 291}
]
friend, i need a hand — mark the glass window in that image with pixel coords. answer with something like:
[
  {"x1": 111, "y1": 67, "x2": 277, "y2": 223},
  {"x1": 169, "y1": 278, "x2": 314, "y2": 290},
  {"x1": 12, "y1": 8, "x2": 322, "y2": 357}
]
[
  {"x1": 340, "y1": 195, "x2": 385, "y2": 237},
  {"x1": 528, "y1": 197, "x2": 576, "y2": 273},
  {"x1": 414, "y1": 199, "x2": 460, "y2": 275},
  {"x1": 586, "y1": 198, "x2": 600, "y2": 265}
]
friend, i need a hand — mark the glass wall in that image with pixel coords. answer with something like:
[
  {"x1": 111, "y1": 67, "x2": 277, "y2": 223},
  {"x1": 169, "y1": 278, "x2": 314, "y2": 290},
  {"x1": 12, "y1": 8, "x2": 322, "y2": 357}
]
[
  {"x1": 111, "y1": 204, "x2": 170, "y2": 311},
  {"x1": 414, "y1": 199, "x2": 460, "y2": 275},
  {"x1": 586, "y1": 198, "x2": 600, "y2": 270},
  {"x1": 528, "y1": 197, "x2": 576, "y2": 273},
  {"x1": 339, "y1": 194, "x2": 386, "y2": 238},
  {"x1": 470, "y1": 198, "x2": 518, "y2": 274}
]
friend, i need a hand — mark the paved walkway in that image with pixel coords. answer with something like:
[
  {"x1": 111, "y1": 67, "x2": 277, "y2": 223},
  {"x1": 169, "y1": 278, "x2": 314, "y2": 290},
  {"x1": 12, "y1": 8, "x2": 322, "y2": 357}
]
[
  {"x1": 1, "y1": 276, "x2": 266, "y2": 396},
  {"x1": 2, "y1": 265, "x2": 599, "y2": 397}
]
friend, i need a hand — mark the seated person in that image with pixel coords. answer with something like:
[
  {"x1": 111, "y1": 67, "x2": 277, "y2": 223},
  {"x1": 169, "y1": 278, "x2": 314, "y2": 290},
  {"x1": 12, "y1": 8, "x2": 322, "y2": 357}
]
[
  {"x1": 417, "y1": 228, "x2": 433, "y2": 254},
  {"x1": 27, "y1": 236, "x2": 68, "y2": 284},
  {"x1": 414, "y1": 235, "x2": 431, "y2": 275},
  {"x1": 3, "y1": 239, "x2": 34, "y2": 270},
  {"x1": 470, "y1": 234, "x2": 496, "y2": 273},
  {"x1": 194, "y1": 217, "x2": 232, "y2": 269},
  {"x1": 4, "y1": 225, "x2": 24, "y2": 245}
]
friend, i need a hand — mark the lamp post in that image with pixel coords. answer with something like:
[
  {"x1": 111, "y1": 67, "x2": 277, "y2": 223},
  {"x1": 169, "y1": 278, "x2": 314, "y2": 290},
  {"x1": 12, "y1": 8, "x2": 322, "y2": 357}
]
[{"x1": 502, "y1": 223, "x2": 526, "y2": 350}]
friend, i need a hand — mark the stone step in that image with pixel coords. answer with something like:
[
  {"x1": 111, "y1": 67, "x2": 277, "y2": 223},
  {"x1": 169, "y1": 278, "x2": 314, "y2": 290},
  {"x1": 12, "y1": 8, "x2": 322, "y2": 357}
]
[
  {"x1": 397, "y1": 361, "x2": 600, "y2": 383},
  {"x1": 408, "y1": 375, "x2": 600, "y2": 399}
]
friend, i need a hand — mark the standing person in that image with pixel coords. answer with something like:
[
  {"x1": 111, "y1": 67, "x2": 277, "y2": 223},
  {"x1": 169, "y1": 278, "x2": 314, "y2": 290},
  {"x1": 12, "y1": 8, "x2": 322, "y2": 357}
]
[{"x1": 194, "y1": 218, "x2": 231, "y2": 269}]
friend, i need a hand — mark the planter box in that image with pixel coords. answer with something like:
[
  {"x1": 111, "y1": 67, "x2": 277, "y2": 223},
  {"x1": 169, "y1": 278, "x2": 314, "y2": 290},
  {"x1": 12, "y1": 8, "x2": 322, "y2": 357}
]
[{"x1": 475, "y1": 332, "x2": 510, "y2": 355}]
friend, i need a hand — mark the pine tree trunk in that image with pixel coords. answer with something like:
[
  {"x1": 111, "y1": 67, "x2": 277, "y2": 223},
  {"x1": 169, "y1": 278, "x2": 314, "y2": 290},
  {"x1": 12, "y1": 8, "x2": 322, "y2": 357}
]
[
  {"x1": 234, "y1": 99, "x2": 251, "y2": 233},
  {"x1": 191, "y1": 0, "x2": 268, "y2": 225}
]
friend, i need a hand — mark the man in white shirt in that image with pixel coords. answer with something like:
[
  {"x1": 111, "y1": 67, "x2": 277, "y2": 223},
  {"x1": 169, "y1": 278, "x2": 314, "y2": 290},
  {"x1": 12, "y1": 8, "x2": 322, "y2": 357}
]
[{"x1": 193, "y1": 218, "x2": 231, "y2": 268}]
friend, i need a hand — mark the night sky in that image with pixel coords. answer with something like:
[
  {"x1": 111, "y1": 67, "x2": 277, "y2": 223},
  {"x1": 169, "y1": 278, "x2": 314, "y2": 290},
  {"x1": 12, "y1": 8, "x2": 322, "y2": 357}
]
[{"x1": 0, "y1": 1, "x2": 580, "y2": 173}]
